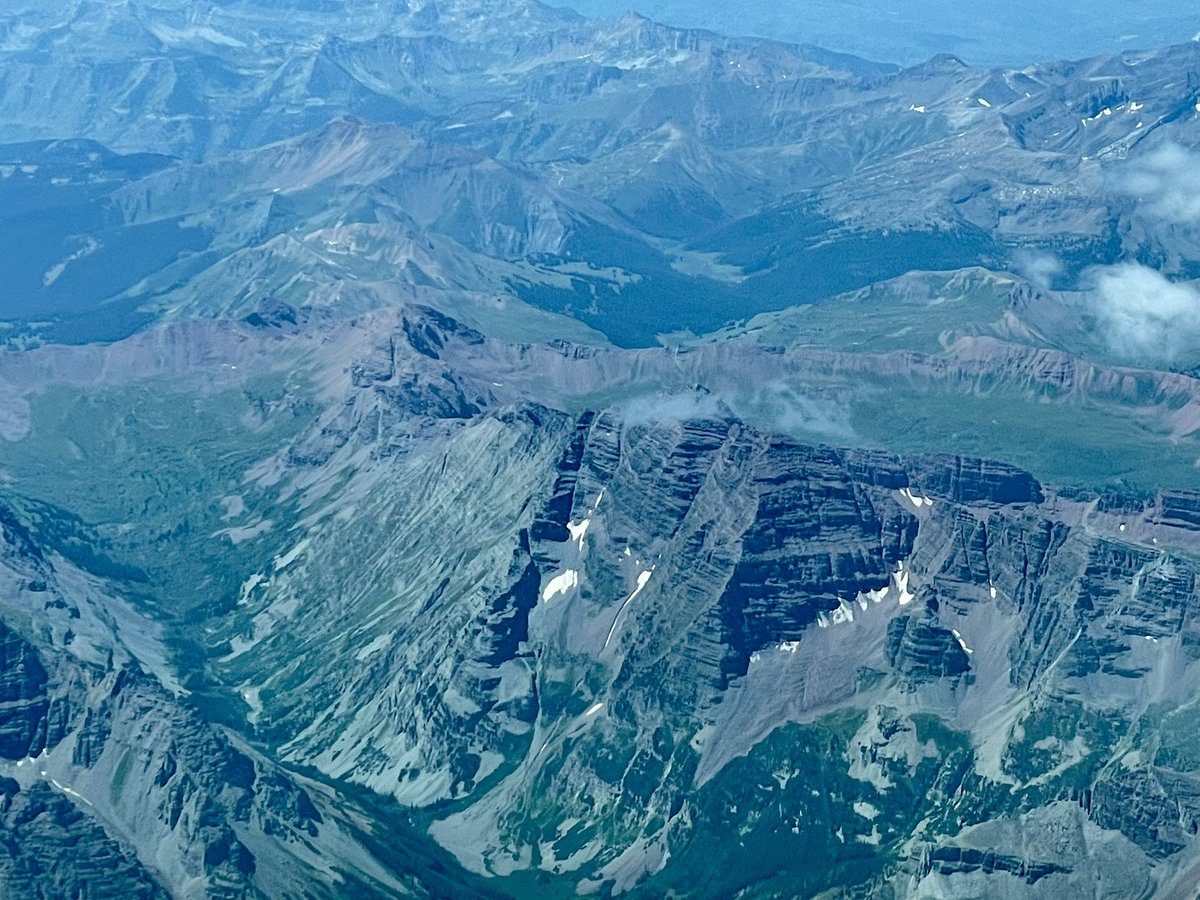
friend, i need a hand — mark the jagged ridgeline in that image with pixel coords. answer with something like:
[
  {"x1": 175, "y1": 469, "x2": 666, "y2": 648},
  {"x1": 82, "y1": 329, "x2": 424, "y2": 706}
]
[
  {"x1": 4, "y1": 0, "x2": 1200, "y2": 897},
  {"x1": 0, "y1": 301, "x2": 1198, "y2": 897}
]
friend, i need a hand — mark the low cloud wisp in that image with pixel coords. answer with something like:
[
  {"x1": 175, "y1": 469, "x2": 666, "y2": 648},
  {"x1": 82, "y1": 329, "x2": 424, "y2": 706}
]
[
  {"x1": 1116, "y1": 143, "x2": 1200, "y2": 225},
  {"x1": 1085, "y1": 262, "x2": 1200, "y2": 363},
  {"x1": 1013, "y1": 249, "x2": 1063, "y2": 290}
]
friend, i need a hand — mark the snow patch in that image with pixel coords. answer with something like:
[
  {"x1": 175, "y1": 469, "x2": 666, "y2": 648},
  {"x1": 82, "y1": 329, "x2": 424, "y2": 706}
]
[
  {"x1": 632, "y1": 569, "x2": 652, "y2": 597},
  {"x1": 817, "y1": 562, "x2": 915, "y2": 627},
  {"x1": 542, "y1": 569, "x2": 580, "y2": 602},
  {"x1": 898, "y1": 487, "x2": 933, "y2": 509},
  {"x1": 853, "y1": 801, "x2": 879, "y2": 820},
  {"x1": 601, "y1": 569, "x2": 654, "y2": 649},
  {"x1": 273, "y1": 538, "x2": 310, "y2": 571},
  {"x1": 238, "y1": 572, "x2": 266, "y2": 605},
  {"x1": 894, "y1": 561, "x2": 915, "y2": 606},
  {"x1": 977, "y1": 97, "x2": 992, "y2": 108},
  {"x1": 355, "y1": 633, "x2": 392, "y2": 662},
  {"x1": 567, "y1": 518, "x2": 591, "y2": 551},
  {"x1": 49, "y1": 778, "x2": 93, "y2": 807},
  {"x1": 584, "y1": 702, "x2": 605, "y2": 717},
  {"x1": 43, "y1": 237, "x2": 100, "y2": 287},
  {"x1": 951, "y1": 628, "x2": 974, "y2": 655}
]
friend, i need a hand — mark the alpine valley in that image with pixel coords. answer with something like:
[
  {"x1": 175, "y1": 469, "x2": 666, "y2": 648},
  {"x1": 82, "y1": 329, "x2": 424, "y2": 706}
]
[{"x1": 4, "y1": 1, "x2": 1200, "y2": 898}]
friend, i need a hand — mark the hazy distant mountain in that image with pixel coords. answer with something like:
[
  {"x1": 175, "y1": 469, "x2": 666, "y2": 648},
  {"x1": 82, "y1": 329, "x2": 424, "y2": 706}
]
[
  {"x1": 562, "y1": 0, "x2": 1200, "y2": 66},
  {"x1": 5, "y1": 0, "x2": 1200, "y2": 349},
  {"x1": 4, "y1": 1, "x2": 1200, "y2": 897}
]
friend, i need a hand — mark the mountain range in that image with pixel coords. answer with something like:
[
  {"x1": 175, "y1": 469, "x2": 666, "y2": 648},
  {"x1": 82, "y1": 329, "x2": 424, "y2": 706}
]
[{"x1": 4, "y1": 1, "x2": 1200, "y2": 897}]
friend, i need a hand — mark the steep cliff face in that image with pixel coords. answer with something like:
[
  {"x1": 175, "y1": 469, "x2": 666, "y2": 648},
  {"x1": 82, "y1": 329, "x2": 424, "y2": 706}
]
[
  {"x1": 0, "y1": 620, "x2": 59, "y2": 762},
  {"x1": 0, "y1": 779, "x2": 167, "y2": 900},
  {"x1": 95, "y1": 306, "x2": 1178, "y2": 896},
  {"x1": 4, "y1": 289, "x2": 1200, "y2": 895}
]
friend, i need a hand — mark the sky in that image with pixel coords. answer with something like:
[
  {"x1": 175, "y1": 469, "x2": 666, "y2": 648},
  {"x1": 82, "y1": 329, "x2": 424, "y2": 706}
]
[{"x1": 561, "y1": 0, "x2": 1200, "y2": 67}]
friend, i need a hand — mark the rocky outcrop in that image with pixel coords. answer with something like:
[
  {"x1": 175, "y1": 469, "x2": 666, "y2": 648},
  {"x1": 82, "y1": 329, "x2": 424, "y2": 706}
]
[
  {"x1": 12, "y1": 295, "x2": 1200, "y2": 895},
  {"x1": 1155, "y1": 492, "x2": 1200, "y2": 531},
  {"x1": 530, "y1": 409, "x2": 596, "y2": 546},
  {"x1": 0, "y1": 506, "x2": 430, "y2": 899},
  {"x1": 0, "y1": 780, "x2": 166, "y2": 899},
  {"x1": 886, "y1": 607, "x2": 971, "y2": 682},
  {"x1": 716, "y1": 440, "x2": 919, "y2": 679},
  {"x1": 0, "y1": 622, "x2": 60, "y2": 761},
  {"x1": 1091, "y1": 767, "x2": 1200, "y2": 859},
  {"x1": 911, "y1": 455, "x2": 1044, "y2": 506},
  {"x1": 925, "y1": 845, "x2": 1068, "y2": 884}
]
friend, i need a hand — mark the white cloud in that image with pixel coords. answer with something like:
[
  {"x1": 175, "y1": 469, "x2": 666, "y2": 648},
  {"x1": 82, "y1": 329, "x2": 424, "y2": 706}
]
[
  {"x1": 1085, "y1": 262, "x2": 1200, "y2": 363},
  {"x1": 1013, "y1": 249, "x2": 1062, "y2": 289},
  {"x1": 1117, "y1": 143, "x2": 1200, "y2": 225},
  {"x1": 617, "y1": 390, "x2": 727, "y2": 424}
]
